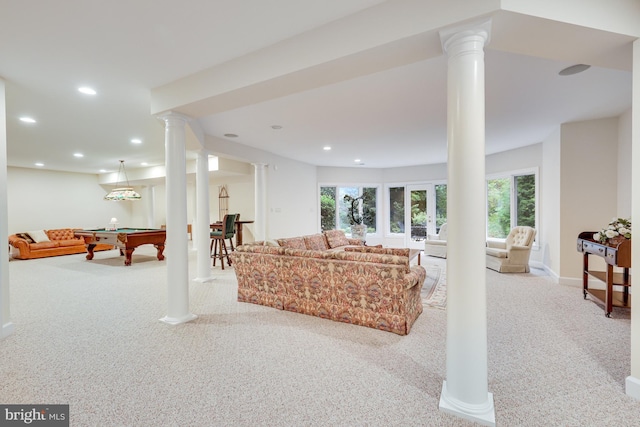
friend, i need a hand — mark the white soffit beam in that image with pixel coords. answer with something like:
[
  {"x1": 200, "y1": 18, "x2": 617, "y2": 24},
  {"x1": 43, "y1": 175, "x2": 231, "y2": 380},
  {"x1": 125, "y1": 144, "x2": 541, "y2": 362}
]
[
  {"x1": 491, "y1": 11, "x2": 636, "y2": 71},
  {"x1": 150, "y1": 0, "x2": 500, "y2": 116},
  {"x1": 500, "y1": 0, "x2": 640, "y2": 39}
]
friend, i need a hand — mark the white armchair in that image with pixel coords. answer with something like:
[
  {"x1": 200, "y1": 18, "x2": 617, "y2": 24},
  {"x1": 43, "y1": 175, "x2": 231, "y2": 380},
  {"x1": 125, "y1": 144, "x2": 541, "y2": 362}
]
[
  {"x1": 486, "y1": 226, "x2": 536, "y2": 273},
  {"x1": 424, "y1": 223, "x2": 447, "y2": 258}
]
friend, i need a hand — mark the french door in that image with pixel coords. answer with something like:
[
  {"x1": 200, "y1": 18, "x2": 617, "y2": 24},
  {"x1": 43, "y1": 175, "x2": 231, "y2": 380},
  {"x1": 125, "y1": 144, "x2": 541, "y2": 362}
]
[{"x1": 405, "y1": 184, "x2": 435, "y2": 249}]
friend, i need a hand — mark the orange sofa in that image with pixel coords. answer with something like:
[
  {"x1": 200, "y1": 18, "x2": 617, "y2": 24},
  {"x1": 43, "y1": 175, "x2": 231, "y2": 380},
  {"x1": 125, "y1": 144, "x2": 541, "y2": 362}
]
[{"x1": 9, "y1": 228, "x2": 113, "y2": 260}]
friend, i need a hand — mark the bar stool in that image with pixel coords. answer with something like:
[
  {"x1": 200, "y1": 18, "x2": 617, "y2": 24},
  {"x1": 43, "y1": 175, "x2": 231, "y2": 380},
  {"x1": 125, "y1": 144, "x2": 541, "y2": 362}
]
[{"x1": 210, "y1": 213, "x2": 237, "y2": 269}]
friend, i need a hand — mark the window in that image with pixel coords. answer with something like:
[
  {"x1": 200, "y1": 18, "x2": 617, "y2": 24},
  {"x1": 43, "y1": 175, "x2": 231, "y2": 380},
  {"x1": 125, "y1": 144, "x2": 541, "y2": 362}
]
[
  {"x1": 320, "y1": 187, "x2": 336, "y2": 231},
  {"x1": 487, "y1": 177, "x2": 511, "y2": 238},
  {"x1": 389, "y1": 187, "x2": 404, "y2": 233},
  {"x1": 320, "y1": 186, "x2": 377, "y2": 234},
  {"x1": 486, "y1": 171, "x2": 537, "y2": 239},
  {"x1": 435, "y1": 184, "x2": 447, "y2": 232},
  {"x1": 515, "y1": 174, "x2": 536, "y2": 228}
]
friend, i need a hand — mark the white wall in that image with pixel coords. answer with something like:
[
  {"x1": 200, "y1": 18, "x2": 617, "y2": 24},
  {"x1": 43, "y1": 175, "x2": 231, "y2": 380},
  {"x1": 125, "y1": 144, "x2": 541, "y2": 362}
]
[
  {"x1": 486, "y1": 143, "x2": 541, "y2": 174},
  {"x1": 559, "y1": 117, "x2": 620, "y2": 280},
  {"x1": 209, "y1": 174, "x2": 256, "y2": 241},
  {"x1": 618, "y1": 109, "x2": 632, "y2": 217},
  {"x1": 7, "y1": 167, "x2": 136, "y2": 233},
  {"x1": 542, "y1": 127, "x2": 561, "y2": 277},
  {"x1": 317, "y1": 167, "x2": 383, "y2": 184},
  {"x1": 267, "y1": 157, "x2": 317, "y2": 239}
]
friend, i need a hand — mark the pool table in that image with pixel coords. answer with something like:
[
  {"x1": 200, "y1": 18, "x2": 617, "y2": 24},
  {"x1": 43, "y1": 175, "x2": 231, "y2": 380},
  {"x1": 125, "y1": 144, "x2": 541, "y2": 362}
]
[{"x1": 74, "y1": 228, "x2": 166, "y2": 266}]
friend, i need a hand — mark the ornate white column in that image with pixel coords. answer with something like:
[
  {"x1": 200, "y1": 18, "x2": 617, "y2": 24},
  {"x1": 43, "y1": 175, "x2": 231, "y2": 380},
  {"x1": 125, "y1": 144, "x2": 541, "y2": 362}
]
[
  {"x1": 0, "y1": 78, "x2": 14, "y2": 339},
  {"x1": 194, "y1": 149, "x2": 214, "y2": 282},
  {"x1": 439, "y1": 21, "x2": 495, "y2": 426},
  {"x1": 627, "y1": 38, "x2": 640, "y2": 401},
  {"x1": 157, "y1": 112, "x2": 197, "y2": 325},
  {"x1": 253, "y1": 163, "x2": 267, "y2": 241}
]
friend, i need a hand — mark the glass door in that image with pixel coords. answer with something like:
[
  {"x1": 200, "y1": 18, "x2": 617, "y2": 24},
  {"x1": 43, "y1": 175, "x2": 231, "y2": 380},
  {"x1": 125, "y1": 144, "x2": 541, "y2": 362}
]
[{"x1": 405, "y1": 185, "x2": 433, "y2": 249}]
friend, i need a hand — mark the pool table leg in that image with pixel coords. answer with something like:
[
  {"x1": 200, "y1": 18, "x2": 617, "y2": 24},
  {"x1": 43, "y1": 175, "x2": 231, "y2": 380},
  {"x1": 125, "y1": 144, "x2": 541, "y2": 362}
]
[
  {"x1": 155, "y1": 244, "x2": 165, "y2": 261},
  {"x1": 124, "y1": 249, "x2": 134, "y2": 266},
  {"x1": 85, "y1": 244, "x2": 96, "y2": 260}
]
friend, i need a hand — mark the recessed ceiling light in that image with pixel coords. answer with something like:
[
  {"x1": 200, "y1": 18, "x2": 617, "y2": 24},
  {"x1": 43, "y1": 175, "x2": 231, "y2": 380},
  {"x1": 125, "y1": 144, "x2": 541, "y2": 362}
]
[
  {"x1": 323, "y1": 146, "x2": 331, "y2": 151},
  {"x1": 34, "y1": 162, "x2": 44, "y2": 167},
  {"x1": 131, "y1": 138, "x2": 142, "y2": 144},
  {"x1": 354, "y1": 159, "x2": 361, "y2": 163},
  {"x1": 99, "y1": 169, "x2": 107, "y2": 173},
  {"x1": 559, "y1": 64, "x2": 591, "y2": 76},
  {"x1": 141, "y1": 162, "x2": 148, "y2": 166},
  {"x1": 224, "y1": 133, "x2": 238, "y2": 138},
  {"x1": 73, "y1": 153, "x2": 84, "y2": 158},
  {"x1": 271, "y1": 125, "x2": 283, "y2": 130},
  {"x1": 19, "y1": 117, "x2": 36, "y2": 123},
  {"x1": 78, "y1": 87, "x2": 97, "y2": 95}
]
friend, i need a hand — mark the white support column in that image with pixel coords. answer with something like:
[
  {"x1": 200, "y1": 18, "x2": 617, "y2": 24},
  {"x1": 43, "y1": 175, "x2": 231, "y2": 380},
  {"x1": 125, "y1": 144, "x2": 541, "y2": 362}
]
[
  {"x1": 194, "y1": 149, "x2": 215, "y2": 283},
  {"x1": 253, "y1": 163, "x2": 267, "y2": 241},
  {"x1": 146, "y1": 185, "x2": 156, "y2": 228},
  {"x1": 438, "y1": 21, "x2": 495, "y2": 426},
  {"x1": 0, "y1": 78, "x2": 14, "y2": 339},
  {"x1": 627, "y1": 38, "x2": 640, "y2": 401},
  {"x1": 157, "y1": 112, "x2": 197, "y2": 325}
]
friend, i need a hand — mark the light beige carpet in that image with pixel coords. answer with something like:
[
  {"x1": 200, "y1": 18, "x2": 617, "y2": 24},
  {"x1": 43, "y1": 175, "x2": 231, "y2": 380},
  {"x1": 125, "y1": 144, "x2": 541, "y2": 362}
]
[
  {"x1": 422, "y1": 264, "x2": 446, "y2": 310},
  {"x1": 2, "y1": 247, "x2": 640, "y2": 426}
]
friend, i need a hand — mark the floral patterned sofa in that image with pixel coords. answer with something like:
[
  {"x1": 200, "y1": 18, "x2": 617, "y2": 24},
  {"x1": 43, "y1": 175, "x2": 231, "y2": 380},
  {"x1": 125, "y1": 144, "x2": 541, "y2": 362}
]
[{"x1": 231, "y1": 230, "x2": 426, "y2": 335}]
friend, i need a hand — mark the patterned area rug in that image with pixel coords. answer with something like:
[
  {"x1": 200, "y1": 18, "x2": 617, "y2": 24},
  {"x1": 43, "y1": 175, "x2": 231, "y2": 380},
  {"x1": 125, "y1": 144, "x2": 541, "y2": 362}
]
[{"x1": 422, "y1": 266, "x2": 446, "y2": 309}]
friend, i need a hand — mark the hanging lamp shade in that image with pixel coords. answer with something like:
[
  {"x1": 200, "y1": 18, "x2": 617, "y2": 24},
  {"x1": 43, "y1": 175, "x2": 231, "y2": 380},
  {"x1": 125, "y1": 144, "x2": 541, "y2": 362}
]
[{"x1": 104, "y1": 160, "x2": 141, "y2": 201}]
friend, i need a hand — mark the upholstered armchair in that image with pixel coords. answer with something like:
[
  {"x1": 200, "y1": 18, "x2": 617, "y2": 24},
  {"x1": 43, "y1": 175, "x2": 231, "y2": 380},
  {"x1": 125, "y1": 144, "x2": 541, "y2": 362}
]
[
  {"x1": 486, "y1": 226, "x2": 536, "y2": 273},
  {"x1": 424, "y1": 223, "x2": 447, "y2": 258}
]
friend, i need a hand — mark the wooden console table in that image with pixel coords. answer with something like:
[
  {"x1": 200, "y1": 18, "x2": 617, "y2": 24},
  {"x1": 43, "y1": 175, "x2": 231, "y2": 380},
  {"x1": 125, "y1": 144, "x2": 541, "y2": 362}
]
[{"x1": 577, "y1": 231, "x2": 631, "y2": 317}]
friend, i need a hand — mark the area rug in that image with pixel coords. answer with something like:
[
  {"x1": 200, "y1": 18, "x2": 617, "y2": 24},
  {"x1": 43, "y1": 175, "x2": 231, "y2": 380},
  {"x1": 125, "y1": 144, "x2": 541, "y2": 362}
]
[{"x1": 422, "y1": 266, "x2": 447, "y2": 309}]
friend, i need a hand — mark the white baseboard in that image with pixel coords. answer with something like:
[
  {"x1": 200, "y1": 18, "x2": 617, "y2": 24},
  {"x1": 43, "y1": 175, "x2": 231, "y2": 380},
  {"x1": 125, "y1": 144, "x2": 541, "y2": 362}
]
[
  {"x1": 192, "y1": 276, "x2": 216, "y2": 283},
  {"x1": 626, "y1": 376, "x2": 640, "y2": 400},
  {"x1": 2, "y1": 321, "x2": 15, "y2": 339}
]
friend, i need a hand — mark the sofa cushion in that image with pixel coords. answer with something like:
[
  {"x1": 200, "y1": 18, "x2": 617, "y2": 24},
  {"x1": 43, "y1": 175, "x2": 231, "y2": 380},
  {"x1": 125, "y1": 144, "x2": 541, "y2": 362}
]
[
  {"x1": 303, "y1": 234, "x2": 329, "y2": 251},
  {"x1": 345, "y1": 246, "x2": 410, "y2": 257},
  {"x1": 277, "y1": 237, "x2": 306, "y2": 250},
  {"x1": 486, "y1": 247, "x2": 508, "y2": 258},
  {"x1": 47, "y1": 228, "x2": 76, "y2": 241},
  {"x1": 29, "y1": 241, "x2": 59, "y2": 250},
  {"x1": 16, "y1": 232, "x2": 35, "y2": 243},
  {"x1": 57, "y1": 239, "x2": 83, "y2": 246},
  {"x1": 236, "y1": 245, "x2": 286, "y2": 256},
  {"x1": 27, "y1": 230, "x2": 50, "y2": 243},
  {"x1": 324, "y1": 230, "x2": 350, "y2": 248}
]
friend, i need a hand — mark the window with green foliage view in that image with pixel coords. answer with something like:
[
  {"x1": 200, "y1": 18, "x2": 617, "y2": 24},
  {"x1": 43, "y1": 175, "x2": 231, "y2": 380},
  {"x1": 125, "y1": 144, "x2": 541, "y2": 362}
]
[
  {"x1": 487, "y1": 173, "x2": 536, "y2": 239},
  {"x1": 320, "y1": 186, "x2": 377, "y2": 234}
]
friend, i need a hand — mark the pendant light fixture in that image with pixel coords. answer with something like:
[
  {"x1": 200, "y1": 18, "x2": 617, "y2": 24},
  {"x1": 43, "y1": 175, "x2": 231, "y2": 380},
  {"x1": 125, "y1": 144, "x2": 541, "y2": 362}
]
[{"x1": 104, "y1": 160, "x2": 141, "y2": 201}]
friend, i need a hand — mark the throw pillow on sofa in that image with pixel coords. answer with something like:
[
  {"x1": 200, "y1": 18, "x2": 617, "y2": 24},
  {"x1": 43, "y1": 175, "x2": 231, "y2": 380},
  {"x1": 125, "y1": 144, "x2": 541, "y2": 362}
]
[
  {"x1": 303, "y1": 234, "x2": 328, "y2": 251},
  {"x1": 26, "y1": 230, "x2": 50, "y2": 243},
  {"x1": 15, "y1": 233, "x2": 35, "y2": 243},
  {"x1": 324, "y1": 229, "x2": 350, "y2": 248},
  {"x1": 276, "y1": 237, "x2": 306, "y2": 250}
]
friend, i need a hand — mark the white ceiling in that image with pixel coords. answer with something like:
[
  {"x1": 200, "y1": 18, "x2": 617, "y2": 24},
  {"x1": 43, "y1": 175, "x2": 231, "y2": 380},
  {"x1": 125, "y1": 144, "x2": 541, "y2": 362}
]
[{"x1": 0, "y1": 0, "x2": 634, "y2": 174}]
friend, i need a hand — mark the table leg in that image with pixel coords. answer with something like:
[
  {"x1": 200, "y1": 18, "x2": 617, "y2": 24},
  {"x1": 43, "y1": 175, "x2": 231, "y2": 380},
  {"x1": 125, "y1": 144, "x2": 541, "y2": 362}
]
[
  {"x1": 155, "y1": 244, "x2": 165, "y2": 261},
  {"x1": 124, "y1": 248, "x2": 134, "y2": 266},
  {"x1": 236, "y1": 223, "x2": 243, "y2": 246},
  {"x1": 605, "y1": 264, "x2": 613, "y2": 317},
  {"x1": 85, "y1": 244, "x2": 96, "y2": 260}
]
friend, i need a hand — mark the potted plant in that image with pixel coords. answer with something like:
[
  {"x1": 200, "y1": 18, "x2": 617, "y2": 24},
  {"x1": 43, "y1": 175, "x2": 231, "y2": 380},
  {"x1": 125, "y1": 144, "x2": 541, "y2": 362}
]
[{"x1": 343, "y1": 193, "x2": 370, "y2": 241}]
